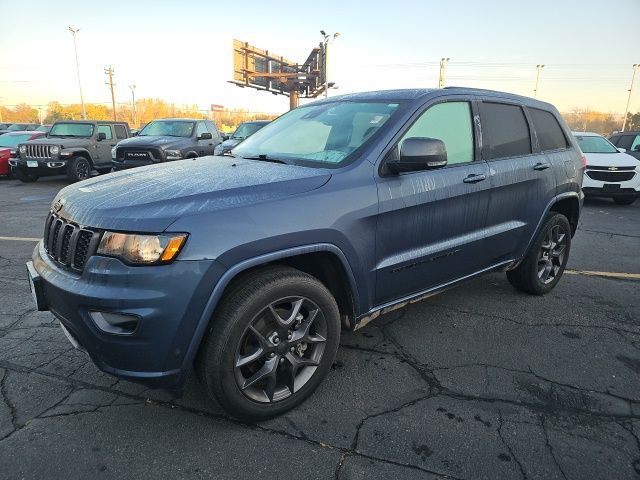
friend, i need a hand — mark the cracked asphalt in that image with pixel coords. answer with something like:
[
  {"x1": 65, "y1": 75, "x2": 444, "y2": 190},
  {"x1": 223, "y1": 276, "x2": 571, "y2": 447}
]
[{"x1": 0, "y1": 175, "x2": 639, "y2": 480}]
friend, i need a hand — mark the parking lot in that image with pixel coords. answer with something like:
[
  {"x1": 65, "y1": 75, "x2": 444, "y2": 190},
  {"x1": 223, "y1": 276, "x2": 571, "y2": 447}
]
[{"x1": 0, "y1": 176, "x2": 639, "y2": 479}]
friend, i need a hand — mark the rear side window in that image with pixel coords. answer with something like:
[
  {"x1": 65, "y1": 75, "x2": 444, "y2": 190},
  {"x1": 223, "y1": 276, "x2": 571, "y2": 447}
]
[
  {"x1": 401, "y1": 101, "x2": 474, "y2": 165},
  {"x1": 479, "y1": 102, "x2": 531, "y2": 160},
  {"x1": 114, "y1": 125, "x2": 127, "y2": 139},
  {"x1": 529, "y1": 108, "x2": 569, "y2": 151},
  {"x1": 615, "y1": 134, "x2": 640, "y2": 151}
]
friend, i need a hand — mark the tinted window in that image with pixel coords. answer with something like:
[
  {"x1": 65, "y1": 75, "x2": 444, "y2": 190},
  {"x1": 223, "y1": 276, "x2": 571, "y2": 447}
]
[
  {"x1": 114, "y1": 124, "x2": 127, "y2": 139},
  {"x1": 196, "y1": 122, "x2": 208, "y2": 137},
  {"x1": 615, "y1": 134, "x2": 640, "y2": 151},
  {"x1": 631, "y1": 135, "x2": 640, "y2": 152},
  {"x1": 401, "y1": 102, "x2": 474, "y2": 165},
  {"x1": 97, "y1": 125, "x2": 113, "y2": 140},
  {"x1": 529, "y1": 108, "x2": 569, "y2": 151},
  {"x1": 479, "y1": 102, "x2": 531, "y2": 159}
]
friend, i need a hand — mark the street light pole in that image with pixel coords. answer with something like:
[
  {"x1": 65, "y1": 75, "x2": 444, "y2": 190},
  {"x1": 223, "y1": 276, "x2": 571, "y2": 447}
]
[
  {"x1": 320, "y1": 30, "x2": 340, "y2": 99},
  {"x1": 621, "y1": 63, "x2": 639, "y2": 132},
  {"x1": 438, "y1": 58, "x2": 450, "y2": 88},
  {"x1": 68, "y1": 26, "x2": 87, "y2": 120},
  {"x1": 534, "y1": 64, "x2": 545, "y2": 98},
  {"x1": 129, "y1": 83, "x2": 136, "y2": 127}
]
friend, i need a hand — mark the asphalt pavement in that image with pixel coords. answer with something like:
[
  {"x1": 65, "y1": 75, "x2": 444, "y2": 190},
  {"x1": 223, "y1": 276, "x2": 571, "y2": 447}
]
[{"x1": 0, "y1": 175, "x2": 639, "y2": 480}]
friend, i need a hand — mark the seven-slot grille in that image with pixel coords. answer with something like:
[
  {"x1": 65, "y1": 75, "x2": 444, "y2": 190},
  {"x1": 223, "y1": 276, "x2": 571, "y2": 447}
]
[
  {"x1": 43, "y1": 212, "x2": 101, "y2": 271},
  {"x1": 586, "y1": 170, "x2": 636, "y2": 182},
  {"x1": 25, "y1": 144, "x2": 53, "y2": 159}
]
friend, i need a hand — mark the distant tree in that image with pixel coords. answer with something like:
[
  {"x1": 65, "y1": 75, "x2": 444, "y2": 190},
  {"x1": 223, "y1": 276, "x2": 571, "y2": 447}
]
[
  {"x1": 624, "y1": 112, "x2": 640, "y2": 131},
  {"x1": 562, "y1": 108, "x2": 621, "y2": 136},
  {"x1": 2, "y1": 103, "x2": 39, "y2": 123}
]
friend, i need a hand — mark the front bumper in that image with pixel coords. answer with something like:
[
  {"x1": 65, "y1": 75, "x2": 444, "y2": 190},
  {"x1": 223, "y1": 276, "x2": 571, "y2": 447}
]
[
  {"x1": 582, "y1": 169, "x2": 640, "y2": 198},
  {"x1": 29, "y1": 241, "x2": 225, "y2": 389},
  {"x1": 11, "y1": 157, "x2": 67, "y2": 175}
]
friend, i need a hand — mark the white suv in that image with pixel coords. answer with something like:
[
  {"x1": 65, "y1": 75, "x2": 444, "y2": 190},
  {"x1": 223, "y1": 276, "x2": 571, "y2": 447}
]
[{"x1": 575, "y1": 132, "x2": 640, "y2": 205}]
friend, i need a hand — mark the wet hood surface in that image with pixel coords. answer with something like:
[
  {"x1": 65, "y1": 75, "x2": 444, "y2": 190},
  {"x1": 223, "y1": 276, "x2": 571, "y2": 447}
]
[
  {"x1": 53, "y1": 157, "x2": 331, "y2": 232},
  {"x1": 116, "y1": 136, "x2": 191, "y2": 149}
]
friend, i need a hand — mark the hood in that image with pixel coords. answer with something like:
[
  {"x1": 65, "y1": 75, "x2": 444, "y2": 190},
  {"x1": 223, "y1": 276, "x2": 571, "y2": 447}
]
[
  {"x1": 584, "y1": 152, "x2": 639, "y2": 168},
  {"x1": 116, "y1": 135, "x2": 190, "y2": 149},
  {"x1": 220, "y1": 138, "x2": 242, "y2": 150},
  {"x1": 26, "y1": 137, "x2": 89, "y2": 148},
  {"x1": 52, "y1": 156, "x2": 331, "y2": 232}
]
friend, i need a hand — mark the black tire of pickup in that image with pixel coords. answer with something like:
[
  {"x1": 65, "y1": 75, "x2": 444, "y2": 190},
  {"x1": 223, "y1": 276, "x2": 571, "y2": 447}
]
[
  {"x1": 196, "y1": 266, "x2": 340, "y2": 421},
  {"x1": 613, "y1": 197, "x2": 636, "y2": 206},
  {"x1": 67, "y1": 156, "x2": 91, "y2": 182},
  {"x1": 507, "y1": 213, "x2": 571, "y2": 295},
  {"x1": 13, "y1": 168, "x2": 39, "y2": 183}
]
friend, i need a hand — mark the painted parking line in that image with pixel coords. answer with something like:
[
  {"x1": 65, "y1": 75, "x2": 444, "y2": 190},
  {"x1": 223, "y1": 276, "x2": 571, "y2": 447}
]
[
  {"x1": 565, "y1": 269, "x2": 640, "y2": 280},
  {"x1": 0, "y1": 236, "x2": 40, "y2": 242}
]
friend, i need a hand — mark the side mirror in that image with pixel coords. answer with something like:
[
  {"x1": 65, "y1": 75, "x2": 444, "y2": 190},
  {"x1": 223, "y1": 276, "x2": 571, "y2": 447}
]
[
  {"x1": 199, "y1": 132, "x2": 212, "y2": 140},
  {"x1": 617, "y1": 147, "x2": 627, "y2": 153},
  {"x1": 97, "y1": 132, "x2": 107, "y2": 141},
  {"x1": 387, "y1": 137, "x2": 448, "y2": 174},
  {"x1": 222, "y1": 134, "x2": 229, "y2": 141}
]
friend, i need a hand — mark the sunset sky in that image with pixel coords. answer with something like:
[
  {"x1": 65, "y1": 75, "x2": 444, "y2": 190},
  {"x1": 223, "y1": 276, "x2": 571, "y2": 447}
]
[{"x1": 1, "y1": 0, "x2": 639, "y2": 115}]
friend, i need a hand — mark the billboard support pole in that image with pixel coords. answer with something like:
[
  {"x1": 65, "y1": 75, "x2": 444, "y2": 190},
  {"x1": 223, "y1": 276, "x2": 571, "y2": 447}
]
[{"x1": 289, "y1": 88, "x2": 299, "y2": 110}]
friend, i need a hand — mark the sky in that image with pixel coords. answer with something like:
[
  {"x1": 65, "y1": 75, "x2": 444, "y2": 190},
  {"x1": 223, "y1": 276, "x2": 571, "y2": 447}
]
[{"x1": 0, "y1": 0, "x2": 639, "y2": 115}]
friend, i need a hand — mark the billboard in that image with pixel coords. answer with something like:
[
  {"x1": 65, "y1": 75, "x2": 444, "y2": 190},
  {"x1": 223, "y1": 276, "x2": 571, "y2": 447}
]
[{"x1": 231, "y1": 39, "x2": 326, "y2": 100}]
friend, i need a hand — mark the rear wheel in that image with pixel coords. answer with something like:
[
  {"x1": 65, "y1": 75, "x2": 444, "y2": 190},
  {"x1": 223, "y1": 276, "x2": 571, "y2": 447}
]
[
  {"x1": 13, "y1": 168, "x2": 39, "y2": 183},
  {"x1": 196, "y1": 266, "x2": 340, "y2": 421},
  {"x1": 613, "y1": 197, "x2": 636, "y2": 206},
  {"x1": 67, "y1": 156, "x2": 91, "y2": 182},
  {"x1": 507, "y1": 213, "x2": 571, "y2": 295}
]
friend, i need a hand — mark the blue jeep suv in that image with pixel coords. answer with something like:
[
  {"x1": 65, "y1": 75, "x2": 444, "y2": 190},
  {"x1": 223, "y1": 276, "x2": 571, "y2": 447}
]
[{"x1": 27, "y1": 88, "x2": 583, "y2": 420}]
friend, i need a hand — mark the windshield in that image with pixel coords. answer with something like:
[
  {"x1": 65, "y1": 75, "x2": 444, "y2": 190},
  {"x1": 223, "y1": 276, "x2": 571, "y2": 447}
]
[
  {"x1": 233, "y1": 101, "x2": 401, "y2": 167},
  {"x1": 0, "y1": 134, "x2": 32, "y2": 148},
  {"x1": 49, "y1": 123, "x2": 94, "y2": 137},
  {"x1": 36, "y1": 125, "x2": 49, "y2": 132},
  {"x1": 575, "y1": 135, "x2": 618, "y2": 154},
  {"x1": 7, "y1": 124, "x2": 27, "y2": 131},
  {"x1": 232, "y1": 122, "x2": 266, "y2": 140},
  {"x1": 138, "y1": 120, "x2": 195, "y2": 137}
]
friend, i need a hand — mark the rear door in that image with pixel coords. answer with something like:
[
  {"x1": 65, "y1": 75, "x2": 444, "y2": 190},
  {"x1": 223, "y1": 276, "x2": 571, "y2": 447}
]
[
  {"x1": 374, "y1": 98, "x2": 492, "y2": 305},
  {"x1": 478, "y1": 100, "x2": 557, "y2": 263}
]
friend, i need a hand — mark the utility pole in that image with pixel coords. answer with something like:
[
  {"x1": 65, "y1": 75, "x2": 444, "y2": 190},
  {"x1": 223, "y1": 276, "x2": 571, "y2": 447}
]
[
  {"x1": 104, "y1": 66, "x2": 117, "y2": 121},
  {"x1": 320, "y1": 30, "x2": 340, "y2": 98},
  {"x1": 621, "y1": 63, "x2": 639, "y2": 132},
  {"x1": 128, "y1": 83, "x2": 136, "y2": 127},
  {"x1": 68, "y1": 26, "x2": 86, "y2": 120},
  {"x1": 438, "y1": 58, "x2": 450, "y2": 88},
  {"x1": 534, "y1": 64, "x2": 545, "y2": 98}
]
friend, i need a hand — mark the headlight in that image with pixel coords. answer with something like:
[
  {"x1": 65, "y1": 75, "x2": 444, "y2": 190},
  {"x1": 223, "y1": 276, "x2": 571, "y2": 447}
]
[
  {"x1": 97, "y1": 232, "x2": 187, "y2": 265},
  {"x1": 19, "y1": 145, "x2": 26, "y2": 153},
  {"x1": 111, "y1": 147, "x2": 116, "y2": 159},
  {"x1": 165, "y1": 149, "x2": 182, "y2": 159},
  {"x1": 50, "y1": 145, "x2": 60, "y2": 155}
]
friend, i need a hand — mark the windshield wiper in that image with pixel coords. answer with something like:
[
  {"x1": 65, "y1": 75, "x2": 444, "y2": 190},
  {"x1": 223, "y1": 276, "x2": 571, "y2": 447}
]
[{"x1": 241, "y1": 154, "x2": 289, "y2": 165}]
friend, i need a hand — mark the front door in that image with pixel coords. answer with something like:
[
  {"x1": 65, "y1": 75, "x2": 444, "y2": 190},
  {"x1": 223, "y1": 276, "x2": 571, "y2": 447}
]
[
  {"x1": 95, "y1": 124, "x2": 115, "y2": 167},
  {"x1": 374, "y1": 99, "x2": 492, "y2": 305}
]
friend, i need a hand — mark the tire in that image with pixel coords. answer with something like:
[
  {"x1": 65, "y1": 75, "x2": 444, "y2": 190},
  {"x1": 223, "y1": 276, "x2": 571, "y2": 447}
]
[
  {"x1": 96, "y1": 167, "x2": 113, "y2": 175},
  {"x1": 507, "y1": 213, "x2": 571, "y2": 295},
  {"x1": 13, "y1": 168, "x2": 39, "y2": 183},
  {"x1": 196, "y1": 266, "x2": 341, "y2": 421},
  {"x1": 613, "y1": 197, "x2": 636, "y2": 206},
  {"x1": 67, "y1": 156, "x2": 91, "y2": 182}
]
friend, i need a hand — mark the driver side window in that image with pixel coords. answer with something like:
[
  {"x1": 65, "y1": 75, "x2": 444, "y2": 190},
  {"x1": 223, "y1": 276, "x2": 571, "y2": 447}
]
[
  {"x1": 400, "y1": 102, "x2": 474, "y2": 165},
  {"x1": 97, "y1": 125, "x2": 113, "y2": 140},
  {"x1": 196, "y1": 122, "x2": 208, "y2": 138}
]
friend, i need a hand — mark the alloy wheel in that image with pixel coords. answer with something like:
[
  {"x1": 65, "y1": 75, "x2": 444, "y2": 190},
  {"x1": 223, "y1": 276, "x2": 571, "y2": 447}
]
[
  {"x1": 234, "y1": 296, "x2": 327, "y2": 403},
  {"x1": 537, "y1": 225, "x2": 566, "y2": 284},
  {"x1": 76, "y1": 160, "x2": 89, "y2": 180}
]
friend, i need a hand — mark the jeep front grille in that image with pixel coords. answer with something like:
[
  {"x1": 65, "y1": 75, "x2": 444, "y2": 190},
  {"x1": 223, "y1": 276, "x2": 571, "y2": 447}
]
[
  {"x1": 25, "y1": 144, "x2": 52, "y2": 159},
  {"x1": 43, "y1": 212, "x2": 101, "y2": 272},
  {"x1": 586, "y1": 170, "x2": 636, "y2": 182}
]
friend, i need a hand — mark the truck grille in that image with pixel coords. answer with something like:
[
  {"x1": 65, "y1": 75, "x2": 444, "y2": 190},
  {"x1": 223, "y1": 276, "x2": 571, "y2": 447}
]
[
  {"x1": 117, "y1": 147, "x2": 163, "y2": 162},
  {"x1": 25, "y1": 144, "x2": 53, "y2": 159},
  {"x1": 586, "y1": 170, "x2": 636, "y2": 182},
  {"x1": 43, "y1": 212, "x2": 102, "y2": 272}
]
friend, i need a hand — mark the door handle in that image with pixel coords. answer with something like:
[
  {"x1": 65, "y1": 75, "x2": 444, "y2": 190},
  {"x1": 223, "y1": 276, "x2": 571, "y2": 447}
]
[
  {"x1": 463, "y1": 173, "x2": 487, "y2": 184},
  {"x1": 534, "y1": 162, "x2": 551, "y2": 171}
]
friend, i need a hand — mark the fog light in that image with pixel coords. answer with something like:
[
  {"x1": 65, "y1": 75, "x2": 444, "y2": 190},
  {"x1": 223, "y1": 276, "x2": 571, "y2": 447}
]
[{"x1": 89, "y1": 311, "x2": 140, "y2": 335}]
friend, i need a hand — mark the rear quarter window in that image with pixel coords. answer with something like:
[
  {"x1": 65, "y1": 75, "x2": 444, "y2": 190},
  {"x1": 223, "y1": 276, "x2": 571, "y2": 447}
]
[
  {"x1": 529, "y1": 108, "x2": 569, "y2": 151},
  {"x1": 114, "y1": 125, "x2": 127, "y2": 139},
  {"x1": 479, "y1": 102, "x2": 532, "y2": 160}
]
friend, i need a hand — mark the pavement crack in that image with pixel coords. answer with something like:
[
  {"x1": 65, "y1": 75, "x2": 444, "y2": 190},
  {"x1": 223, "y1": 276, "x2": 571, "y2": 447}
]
[
  {"x1": 0, "y1": 369, "x2": 19, "y2": 441},
  {"x1": 497, "y1": 409, "x2": 527, "y2": 479},
  {"x1": 540, "y1": 415, "x2": 568, "y2": 480}
]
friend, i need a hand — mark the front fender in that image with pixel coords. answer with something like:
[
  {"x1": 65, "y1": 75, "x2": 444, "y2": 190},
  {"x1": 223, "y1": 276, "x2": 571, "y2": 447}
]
[{"x1": 61, "y1": 147, "x2": 94, "y2": 163}]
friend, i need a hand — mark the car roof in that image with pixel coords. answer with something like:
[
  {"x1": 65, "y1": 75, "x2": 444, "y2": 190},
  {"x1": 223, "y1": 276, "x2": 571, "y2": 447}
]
[
  {"x1": 572, "y1": 132, "x2": 603, "y2": 137},
  {"x1": 154, "y1": 118, "x2": 201, "y2": 122},
  {"x1": 3, "y1": 130, "x2": 44, "y2": 136},
  {"x1": 241, "y1": 120, "x2": 270, "y2": 125},
  {"x1": 307, "y1": 87, "x2": 556, "y2": 110}
]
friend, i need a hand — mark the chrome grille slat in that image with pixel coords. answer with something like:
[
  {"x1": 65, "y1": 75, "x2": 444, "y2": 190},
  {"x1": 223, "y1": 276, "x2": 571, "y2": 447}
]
[
  {"x1": 43, "y1": 212, "x2": 101, "y2": 272},
  {"x1": 26, "y1": 144, "x2": 52, "y2": 159}
]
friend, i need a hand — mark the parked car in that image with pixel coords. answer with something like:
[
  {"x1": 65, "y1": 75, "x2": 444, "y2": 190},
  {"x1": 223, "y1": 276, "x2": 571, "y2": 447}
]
[
  {"x1": 36, "y1": 124, "x2": 52, "y2": 134},
  {"x1": 0, "y1": 131, "x2": 46, "y2": 178},
  {"x1": 0, "y1": 123, "x2": 12, "y2": 130},
  {"x1": 609, "y1": 131, "x2": 640, "y2": 161},
  {"x1": 11, "y1": 120, "x2": 130, "y2": 182},
  {"x1": 575, "y1": 132, "x2": 639, "y2": 205},
  {"x1": 214, "y1": 120, "x2": 270, "y2": 156},
  {"x1": 27, "y1": 88, "x2": 583, "y2": 420},
  {"x1": 0, "y1": 123, "x2": 40, "y2": 135},
  {"x1": 112, "y1": 118, "x2": 223, "y2": 170}
]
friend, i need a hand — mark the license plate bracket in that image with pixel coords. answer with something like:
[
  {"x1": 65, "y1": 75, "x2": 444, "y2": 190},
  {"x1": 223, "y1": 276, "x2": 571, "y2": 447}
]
[
  {"x1": 27, "y1": 160, "x2": 38, "y2": 168},
  {"x1": 603, "y1": 183, "x2": 621, "y2": 191}
]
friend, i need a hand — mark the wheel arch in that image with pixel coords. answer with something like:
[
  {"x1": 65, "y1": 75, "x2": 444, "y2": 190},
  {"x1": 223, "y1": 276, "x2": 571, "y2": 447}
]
[
  {"x1": 66, "y1": 149, "x2": 95, "y2": 167},
  {"x1": 549, "y1": 195, "x2": 580, "y2": 236}
]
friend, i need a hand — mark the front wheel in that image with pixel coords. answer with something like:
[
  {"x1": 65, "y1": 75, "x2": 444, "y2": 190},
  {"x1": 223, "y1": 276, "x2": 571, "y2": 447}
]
[
  {"x1": 67, "y1": 156, "x2": 91, "y2": 182},
  {"x1": 613, "y1": 196, "x2": 636, "y2": 206},
  {"x1": 507, "y1": 213, "x2": 571, "y2": 295},
  {"x1": 196, "y1": 266, "x2": 340, "y2": 421}
]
